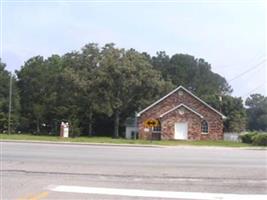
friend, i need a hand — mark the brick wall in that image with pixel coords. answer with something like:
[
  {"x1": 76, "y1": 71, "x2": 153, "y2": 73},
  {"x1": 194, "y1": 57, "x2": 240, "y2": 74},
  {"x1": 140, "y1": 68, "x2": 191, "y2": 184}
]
[{"x1": 138, "y1": 88, "x2": 224, "y2": 140}]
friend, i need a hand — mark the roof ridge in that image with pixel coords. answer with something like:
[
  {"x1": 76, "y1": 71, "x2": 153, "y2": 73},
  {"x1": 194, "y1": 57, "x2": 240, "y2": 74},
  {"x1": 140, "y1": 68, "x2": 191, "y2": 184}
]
[{"x1": 137, "y1": 85, "x2": 226, "y2": 119}]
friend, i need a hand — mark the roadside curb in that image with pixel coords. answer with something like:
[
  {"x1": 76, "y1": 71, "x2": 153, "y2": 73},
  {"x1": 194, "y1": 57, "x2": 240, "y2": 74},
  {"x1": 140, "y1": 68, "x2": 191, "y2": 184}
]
[
  {"x1": 1, "y1": 139, "x2": 266, "y2": 150},
  {"x1": 0, "y1": 139, "x2": 164, "y2": 148}
]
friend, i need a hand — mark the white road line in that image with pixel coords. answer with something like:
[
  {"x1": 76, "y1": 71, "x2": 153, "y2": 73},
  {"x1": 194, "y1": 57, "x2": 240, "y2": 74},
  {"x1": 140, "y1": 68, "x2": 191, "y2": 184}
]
[{"x1": 48, "y1": 185, "x2": 267, "y2": 200}]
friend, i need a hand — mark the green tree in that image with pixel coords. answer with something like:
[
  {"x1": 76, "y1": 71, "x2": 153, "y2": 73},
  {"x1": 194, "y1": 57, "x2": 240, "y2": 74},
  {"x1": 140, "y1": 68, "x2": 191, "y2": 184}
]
[
  {"x1": 0, "y1": 59, "x2": 20, "y2": 133},
  {"x1": 16, "y1": 56, "x2": 46, "y2": 133},
  {"x1": 151, "y1": 53, "x2": 232, "y2": 99},
  {"x1": 246, "y1": 94, "x2": 267, "y2": 131},
  {"x1": 151, "y1": 51, "x2": 170, "y2": 79},
  {"x1": 97, "y1": 44, "x2": 173, "y2": 138},
  {"x1": 13, "y1": 43, "x2": 245, "y2": 137},
  {"x1": 16, "y1": 55, "x2": 66, "y2": 134},
  {"x1": 63, "y1": 43, "x2": 101, "y2": 136},
  {"x1": 0, "y1": 59, "x2": 10, "y2": 132},
  {"x1": 221, "y1": 96, "x2": 246, "y2": 132}
]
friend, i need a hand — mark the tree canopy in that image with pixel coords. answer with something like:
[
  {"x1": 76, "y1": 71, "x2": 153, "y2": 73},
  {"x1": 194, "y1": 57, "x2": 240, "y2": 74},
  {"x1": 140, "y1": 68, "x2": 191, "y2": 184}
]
[
  {"x1": 246, "y1": 94, "x2": 267, "y2": 131},
  {"x1": 0, "y1": 59, "x2": 10, "y2": 131},
  {"x1": 151, "y1": 52, "x2": 232, "y2": 98},
  {"x1": 0, "y1": 59, "x2": 20, "y2": 132},
  {"x1": 0, "y1": 43, "x2": 265, "y2": 135}
]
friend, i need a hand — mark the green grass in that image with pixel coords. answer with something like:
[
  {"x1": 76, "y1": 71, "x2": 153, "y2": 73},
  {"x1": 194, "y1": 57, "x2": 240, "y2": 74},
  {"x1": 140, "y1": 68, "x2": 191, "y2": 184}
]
[{"x1": 0, "y1": 133, "x2": 253, "y2": 147}]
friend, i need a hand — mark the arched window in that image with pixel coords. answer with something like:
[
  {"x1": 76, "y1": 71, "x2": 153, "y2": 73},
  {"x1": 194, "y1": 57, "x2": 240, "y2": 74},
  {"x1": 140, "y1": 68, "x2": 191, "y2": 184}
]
[{"x1": 201, "y1": 120, "x2": 208, "y2": 133}]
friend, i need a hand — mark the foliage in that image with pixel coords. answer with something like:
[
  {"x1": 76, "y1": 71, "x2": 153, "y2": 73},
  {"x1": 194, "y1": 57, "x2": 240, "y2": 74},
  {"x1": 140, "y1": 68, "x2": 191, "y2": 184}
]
[
  {"x1": 16, "y1": 55, "x2": 80, "y2": 134},
  {"x1": 221, "y1": 96, "x2": 246, "y2": 132},
  {"x1": 62, "y1": 43, "x2": 102, "y2": 136},
  {"x1": 246, "y1": 94, "x2": 267, "y2": 131},
  {"x1": 3, "y1": 42, "x2": 264, "y2": 137},
  {"x1": 14, "y1": 44, "x2": 174, "y2": 137},
  {"x1": 240, "y1": 132, "x2": 267, "y2": 146},
  {"x1": 252, "y1": 133, "x2": 267, "y2": 146},
  {"x1": 0, "y1": 59, "x2": 20, "y2": 132},
  {"x1": 151, "y1": 52, "x2": 232, "y2": 98},
  {"x1": 95, "y1": 44, "x2": 173, "y2": 137},
  {"x1": 0, "y1": 60, "x2": 9, "y2": 131},
  {"x1": 239, "y1": 132, "x2": 258, "y2": 144}
]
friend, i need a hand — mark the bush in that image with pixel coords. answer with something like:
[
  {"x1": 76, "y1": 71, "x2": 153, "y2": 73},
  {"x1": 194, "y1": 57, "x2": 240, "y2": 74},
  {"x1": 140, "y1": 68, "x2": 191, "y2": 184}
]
[
  {"x1": 240, "y1": 132, "x2": 258, "y2": 144},
  {"x1": 252, "y1": 134, "x2": 267, "y2": 146}
]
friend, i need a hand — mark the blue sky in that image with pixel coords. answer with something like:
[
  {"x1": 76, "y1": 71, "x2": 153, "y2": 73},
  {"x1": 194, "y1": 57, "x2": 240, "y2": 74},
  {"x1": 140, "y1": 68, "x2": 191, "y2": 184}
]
[{"x1": 1, "y1": 0, "x2": 266, "y2": 99}]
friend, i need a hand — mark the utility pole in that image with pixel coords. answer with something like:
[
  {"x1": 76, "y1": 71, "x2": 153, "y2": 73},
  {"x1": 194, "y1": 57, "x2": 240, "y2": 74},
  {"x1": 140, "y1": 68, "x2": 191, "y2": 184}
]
[
  {"x1": 219, "y1": 95, "x2": 222, "y2": 113},
  {"x1": 8, "y1": 73, "x2": 12, "y2": 134}
]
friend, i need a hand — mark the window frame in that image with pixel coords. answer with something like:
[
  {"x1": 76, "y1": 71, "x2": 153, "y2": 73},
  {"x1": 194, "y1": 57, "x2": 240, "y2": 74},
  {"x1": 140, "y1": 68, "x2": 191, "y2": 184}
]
[{"x1": 201, "y1": 120, "x2": 209, "y2": 134}]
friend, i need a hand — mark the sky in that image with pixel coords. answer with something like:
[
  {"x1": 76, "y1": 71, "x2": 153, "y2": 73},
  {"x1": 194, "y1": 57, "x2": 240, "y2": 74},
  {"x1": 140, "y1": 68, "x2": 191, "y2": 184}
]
[{"x1": 1, "y1": 0, "x2": 266, "y2": 100}]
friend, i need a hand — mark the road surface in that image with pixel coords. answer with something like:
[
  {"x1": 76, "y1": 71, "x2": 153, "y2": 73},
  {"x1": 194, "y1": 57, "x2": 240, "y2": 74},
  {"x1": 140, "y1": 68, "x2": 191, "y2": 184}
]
[{"x1": 1, "y1": 141, "x2": 267, "y2": 200}]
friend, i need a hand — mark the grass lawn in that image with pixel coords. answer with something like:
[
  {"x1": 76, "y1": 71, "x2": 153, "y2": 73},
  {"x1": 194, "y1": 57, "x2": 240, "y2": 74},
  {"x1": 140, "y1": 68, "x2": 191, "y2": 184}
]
[{"x1": 0, "y1": 133, "x2": 253, "y2": 147}]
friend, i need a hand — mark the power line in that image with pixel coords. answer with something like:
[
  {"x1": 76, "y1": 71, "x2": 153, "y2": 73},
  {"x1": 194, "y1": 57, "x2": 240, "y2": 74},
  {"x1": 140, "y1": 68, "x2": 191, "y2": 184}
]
[
  {"x1": 235, "y1": 62, "x2": 266, "y2": 83},
  {"x1": 228, "y1": 59, "x2": 266, "y2": 82},
  {"x1": 241, "y1": 83, "x2": 265, "y2": 98},
  {"x1": 216, "y1": 53, "x2": 266, "y2": 69}
]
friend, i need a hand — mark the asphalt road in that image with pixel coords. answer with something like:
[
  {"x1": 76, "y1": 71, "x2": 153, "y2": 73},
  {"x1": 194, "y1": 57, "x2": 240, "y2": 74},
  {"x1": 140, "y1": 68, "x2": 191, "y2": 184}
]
[{"x1": 1, "y1": 142, "x2": 267, "y2": 200}]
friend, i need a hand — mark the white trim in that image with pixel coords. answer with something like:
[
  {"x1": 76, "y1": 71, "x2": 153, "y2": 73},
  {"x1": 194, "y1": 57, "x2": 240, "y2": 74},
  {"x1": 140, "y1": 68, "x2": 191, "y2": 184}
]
[
  {"x1": 48, "y1": 185, "x2": 267, "y2": 200},
  {"x1": 137, "y1": 86, "x2": 226, "y2": 119},
  {"x1": 160, "y1": 104, "x2": 204, "y2": 118}
]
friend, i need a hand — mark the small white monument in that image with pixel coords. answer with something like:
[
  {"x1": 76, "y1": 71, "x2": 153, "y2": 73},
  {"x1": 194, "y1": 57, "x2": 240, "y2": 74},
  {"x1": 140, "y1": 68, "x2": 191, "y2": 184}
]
[{"x1": 60, "y1": 122, "x2": 69, "y2": 138}]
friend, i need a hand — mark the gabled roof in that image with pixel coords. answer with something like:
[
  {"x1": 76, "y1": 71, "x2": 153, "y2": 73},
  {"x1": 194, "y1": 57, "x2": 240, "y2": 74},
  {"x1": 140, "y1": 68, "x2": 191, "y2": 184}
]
[
  {"x1": 160, "y1": 103, "x2": 204, "y2": 118},
  {"x1": 137, "y1": 85, "x2": 226, "y2": 119}
]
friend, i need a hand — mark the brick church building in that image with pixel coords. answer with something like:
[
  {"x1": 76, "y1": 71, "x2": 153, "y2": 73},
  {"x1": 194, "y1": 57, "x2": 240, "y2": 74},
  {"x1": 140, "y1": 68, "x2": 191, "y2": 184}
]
[{"x1": 137, "y1": 86, "x2": 226, "y2": 140}]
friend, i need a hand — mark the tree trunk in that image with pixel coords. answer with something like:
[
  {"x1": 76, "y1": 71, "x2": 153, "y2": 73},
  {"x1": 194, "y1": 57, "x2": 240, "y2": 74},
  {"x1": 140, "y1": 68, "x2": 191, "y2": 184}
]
[
  {"x1": 88, "y1": 112, "x2": 93, "y2": 137},
  {"x1": 36, "y1": 118, "x2": 40, "y2": 134},
  {"x1": 113, "y1": 110, "x2": 120, "y2": 138}
]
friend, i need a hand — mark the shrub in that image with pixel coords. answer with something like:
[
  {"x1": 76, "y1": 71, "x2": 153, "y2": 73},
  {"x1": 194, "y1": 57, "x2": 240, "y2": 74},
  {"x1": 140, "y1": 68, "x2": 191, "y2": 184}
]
[
  {"x1": 252, "y1": 134, "x2": 267, "y2": 146},
  {"x1": 240, "y1": 132, "x2": 258, "y2": 144}
]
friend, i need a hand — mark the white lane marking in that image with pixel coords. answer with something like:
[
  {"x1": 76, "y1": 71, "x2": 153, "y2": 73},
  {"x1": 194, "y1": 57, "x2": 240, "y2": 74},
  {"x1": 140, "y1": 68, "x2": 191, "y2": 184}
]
[{"x1": 48, "y1": 185, "x2": 267, "y2": 200}]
